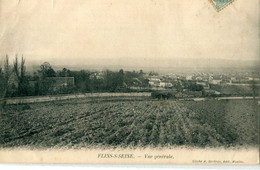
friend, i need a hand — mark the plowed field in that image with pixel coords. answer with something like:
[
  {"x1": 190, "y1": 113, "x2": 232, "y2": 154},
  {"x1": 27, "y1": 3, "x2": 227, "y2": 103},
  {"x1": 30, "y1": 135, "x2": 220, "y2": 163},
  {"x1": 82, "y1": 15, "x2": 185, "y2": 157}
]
[{"x1": 0, "y1": 98, "x2": 259, "y2": 148}]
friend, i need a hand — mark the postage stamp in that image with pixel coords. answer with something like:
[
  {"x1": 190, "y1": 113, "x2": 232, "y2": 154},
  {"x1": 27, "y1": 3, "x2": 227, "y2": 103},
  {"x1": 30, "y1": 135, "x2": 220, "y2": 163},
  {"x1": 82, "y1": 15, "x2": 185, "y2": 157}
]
[{"x1": 209, "y1": 0, "x2": 235, "y2": 11}]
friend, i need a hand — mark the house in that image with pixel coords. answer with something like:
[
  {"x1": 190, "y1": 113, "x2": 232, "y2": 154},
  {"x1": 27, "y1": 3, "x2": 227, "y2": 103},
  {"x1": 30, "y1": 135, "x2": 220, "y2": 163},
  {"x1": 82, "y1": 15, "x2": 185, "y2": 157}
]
[
  {"x1": 205, "y1": 89, "x2": 221, "y2": 95},
  {"x1": 195, "y1": 76, "x2": 203, "y2": 81},
  {"x1": 90, "y1": 72, "x2": 104, "y2": 79},
  {"x1": 148, "y1": 77, "x2": 173, "y2": 88},
  {"x1": 148, "y1": 78, "x2": 161, "y2": 87},
  {"x1": 186, "y1": 75, "x2": 193, "y2": 80},
  {"x1": 210, "y1": 79, "x2": 221, "y2": 85},
  {"x1": 159, "y1": 82, "x2": 173, "y2": 88},
  {"x1": 196, "y1": 82, "x2": 208, "y2": 87},
  {"x1": 231, "y1": 77, "x2": 236, "y2": 81},
  {"x1": 248, "y1": 77, "x2": 254, "y2": 81}
]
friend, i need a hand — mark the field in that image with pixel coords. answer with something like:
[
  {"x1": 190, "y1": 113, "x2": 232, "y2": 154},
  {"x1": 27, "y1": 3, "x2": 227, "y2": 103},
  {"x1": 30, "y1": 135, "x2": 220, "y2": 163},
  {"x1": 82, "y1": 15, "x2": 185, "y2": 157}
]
[{"x1": 0, "y1": 97, "x2": 259, "y2": 149}]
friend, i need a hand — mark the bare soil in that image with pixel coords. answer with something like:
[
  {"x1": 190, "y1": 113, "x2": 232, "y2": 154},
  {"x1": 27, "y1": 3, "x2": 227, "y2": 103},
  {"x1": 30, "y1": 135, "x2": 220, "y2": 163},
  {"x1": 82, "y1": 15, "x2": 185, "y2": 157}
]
[{"x1": 0, "y1": 98, "x2": 259, "y2": 149}]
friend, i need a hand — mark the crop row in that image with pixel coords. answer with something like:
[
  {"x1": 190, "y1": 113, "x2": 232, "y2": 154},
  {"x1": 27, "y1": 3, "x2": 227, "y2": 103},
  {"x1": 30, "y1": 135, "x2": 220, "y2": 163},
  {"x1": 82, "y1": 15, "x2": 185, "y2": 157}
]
[{"x1": 0, "y1": 99, "x2": 258, "y2": 148}]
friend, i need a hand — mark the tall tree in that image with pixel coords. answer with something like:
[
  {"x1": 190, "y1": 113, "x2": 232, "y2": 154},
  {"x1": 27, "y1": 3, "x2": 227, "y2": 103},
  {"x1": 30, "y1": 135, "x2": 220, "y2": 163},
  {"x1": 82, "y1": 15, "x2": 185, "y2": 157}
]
[
  {"x1": 117, "y1": 69, "x2": 124, "y2": 87},
  {"x1": 0, "y1": 55, "x2": 12, "y2": 112},
  {"x1": 13, "y1": 55, "x2": 28, "y2": 96}
]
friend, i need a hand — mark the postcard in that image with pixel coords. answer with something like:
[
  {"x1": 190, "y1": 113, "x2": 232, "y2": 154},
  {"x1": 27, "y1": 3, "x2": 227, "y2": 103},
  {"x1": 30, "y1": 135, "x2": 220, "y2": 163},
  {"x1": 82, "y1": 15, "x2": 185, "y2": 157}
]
[{"x1": 0, "y1": 0, "x2": 259, "y2": 164}]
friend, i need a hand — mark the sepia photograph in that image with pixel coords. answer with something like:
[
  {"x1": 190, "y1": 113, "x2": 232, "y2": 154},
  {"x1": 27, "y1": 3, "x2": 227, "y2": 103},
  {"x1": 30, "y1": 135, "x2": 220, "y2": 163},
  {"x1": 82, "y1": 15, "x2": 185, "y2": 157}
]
[{"x1": 0, "y1": 0, "x2": 259, "y2": 165}]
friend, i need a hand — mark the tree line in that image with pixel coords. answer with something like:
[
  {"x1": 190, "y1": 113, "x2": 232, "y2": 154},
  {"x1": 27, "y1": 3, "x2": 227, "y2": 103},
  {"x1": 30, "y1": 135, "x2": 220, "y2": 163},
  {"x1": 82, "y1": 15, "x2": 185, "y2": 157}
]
[{"x1": 0, "y1": 55, "x2": 149, "y2": 110}]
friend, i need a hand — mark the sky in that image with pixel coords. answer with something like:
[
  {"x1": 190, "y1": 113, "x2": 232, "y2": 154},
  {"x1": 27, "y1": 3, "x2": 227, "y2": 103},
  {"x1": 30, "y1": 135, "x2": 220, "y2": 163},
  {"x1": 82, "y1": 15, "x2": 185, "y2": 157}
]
[{"x1": 0, "y1": 0, "x2": 259, "y2": 71}]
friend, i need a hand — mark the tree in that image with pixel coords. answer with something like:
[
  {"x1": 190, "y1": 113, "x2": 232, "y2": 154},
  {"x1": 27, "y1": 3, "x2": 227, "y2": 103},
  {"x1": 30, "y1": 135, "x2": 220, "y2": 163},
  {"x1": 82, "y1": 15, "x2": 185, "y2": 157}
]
[
  {"x1": 175, "y1": 81, "x2": 183, "y2": 92},
  {"x1": 90, "y1": 76, "x2": 104, "y2": 92},
  {"x1": 139, "y1": 69, "x2": 144, "y2": 76},
  {"x1": 102, "y1": 70, "x2": 121, "y2": 92},
  {"x1": 72, "y1": 70, "x2": 91, "y2": 92},
  {"x1": 38, "y1": 62, "x2": 56, "y2": 78},
  {"x1": 36, "y1": 62, "x2": 56, "y2": 95},
  {"x1": 58, "y1": 68, "x2": 71, "y2": 77},
  {"x1": 251, "y1": 80, "x2": 258, "y2": 100},
  {"x1": 149, "y1": 71, "x2": 158, "y2": 76},
  {"x1": 187, "y1": 83, "x2": 204, "y2": 91},
  {"x1": 0, "y1": 55, "x2": 12, "y2": 112},
  {"x1": 13, "y1": 55, "x2": 29, "y2": 96},
  {"x1": 117, "y1": 69, "x2": 124, "y2": 87}
]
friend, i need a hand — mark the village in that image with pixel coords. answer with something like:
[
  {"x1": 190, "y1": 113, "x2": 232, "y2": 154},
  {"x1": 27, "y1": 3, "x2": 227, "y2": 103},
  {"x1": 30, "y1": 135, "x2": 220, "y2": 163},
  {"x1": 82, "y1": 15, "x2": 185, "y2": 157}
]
[
  {"x1": 2, "y1": 58, "x2": 259, "y2": 100},
  {"x1": 7, "y1": 67, "x2": 259, "y2": 99},
  {"x1": 144, "y1": 71, "x2": 260, "y2": 98}
]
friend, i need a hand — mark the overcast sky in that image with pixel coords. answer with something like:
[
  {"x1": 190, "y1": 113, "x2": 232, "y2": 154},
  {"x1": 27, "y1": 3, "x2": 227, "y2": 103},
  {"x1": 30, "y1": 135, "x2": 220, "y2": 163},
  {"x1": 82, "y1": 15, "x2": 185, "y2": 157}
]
[{"x1": 0, "y1": 0, "x2": 259, "y2": 70}]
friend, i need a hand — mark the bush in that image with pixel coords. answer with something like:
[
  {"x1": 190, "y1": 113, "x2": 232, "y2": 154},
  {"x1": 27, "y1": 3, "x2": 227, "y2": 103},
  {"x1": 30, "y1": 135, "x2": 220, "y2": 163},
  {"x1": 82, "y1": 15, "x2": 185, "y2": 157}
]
[{"x1": 151, "y1": 91, "x2": 175, "y2": 99}]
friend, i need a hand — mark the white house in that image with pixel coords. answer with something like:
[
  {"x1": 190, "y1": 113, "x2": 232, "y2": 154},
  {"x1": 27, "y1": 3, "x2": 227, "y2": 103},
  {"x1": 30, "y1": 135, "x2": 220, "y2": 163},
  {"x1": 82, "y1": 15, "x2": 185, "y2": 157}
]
[{"x1": 210, "y1": 79, "x2": 221, "y2": 85}]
